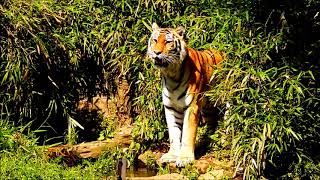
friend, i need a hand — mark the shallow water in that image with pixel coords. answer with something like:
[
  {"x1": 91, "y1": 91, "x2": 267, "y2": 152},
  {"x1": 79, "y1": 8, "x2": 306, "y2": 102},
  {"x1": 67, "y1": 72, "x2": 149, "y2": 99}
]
[
  {"x1": 117, "y1": 158, "x2": 157, "y2": 179},
  {"x1": 126, "y1": 168, "x2": 157, "y2": 177}
]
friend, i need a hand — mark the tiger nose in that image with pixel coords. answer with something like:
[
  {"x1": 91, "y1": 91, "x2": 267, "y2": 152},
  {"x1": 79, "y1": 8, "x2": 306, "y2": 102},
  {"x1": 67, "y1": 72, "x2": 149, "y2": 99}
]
[{"x1": 154, "y1": 50, "x2": 162, "y2": 55}]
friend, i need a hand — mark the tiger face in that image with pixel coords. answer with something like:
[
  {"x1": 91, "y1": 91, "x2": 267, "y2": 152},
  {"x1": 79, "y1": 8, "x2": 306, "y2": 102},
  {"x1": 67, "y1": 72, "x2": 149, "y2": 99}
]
[{"x1": 147, "y1": 23, "x2": 187, "y2": 73}]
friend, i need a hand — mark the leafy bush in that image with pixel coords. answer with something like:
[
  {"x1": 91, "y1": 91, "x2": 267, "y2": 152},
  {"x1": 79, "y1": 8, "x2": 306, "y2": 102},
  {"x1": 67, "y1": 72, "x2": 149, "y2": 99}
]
[
  {"x1": 0, "y1": 147, "x2": 120, "y2": 179},
  {"x1": 0, "y1": 0, "x2": 319, "y2": 179},
  {"x1": 204, "y1": 1, "x2": 320, "y2": 178},
  {"x1": 0, "y1": 119, "x2": 120, "y2": 178},
  {"x1": 0, "y1": 120, "x2": 36, "y2": 152}
]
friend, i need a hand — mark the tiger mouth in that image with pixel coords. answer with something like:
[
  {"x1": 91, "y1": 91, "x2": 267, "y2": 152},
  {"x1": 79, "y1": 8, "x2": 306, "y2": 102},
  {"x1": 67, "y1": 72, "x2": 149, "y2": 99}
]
[{"x1": 154, "y1": 57, "x2": 169, "y2": 67}]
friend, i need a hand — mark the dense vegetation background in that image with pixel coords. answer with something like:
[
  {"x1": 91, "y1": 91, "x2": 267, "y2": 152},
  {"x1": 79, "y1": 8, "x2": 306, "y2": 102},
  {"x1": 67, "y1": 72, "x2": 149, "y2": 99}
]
[{"x1": 0, "y1": 0, "x2": 319, "y2": 179}]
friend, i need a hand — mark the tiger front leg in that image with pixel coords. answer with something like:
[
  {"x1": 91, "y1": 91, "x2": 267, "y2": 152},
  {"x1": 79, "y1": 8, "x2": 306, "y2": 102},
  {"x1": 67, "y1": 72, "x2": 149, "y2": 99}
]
[
  {"x1": 176, "y1": 104, "x2": 200, "y2": 167},
  {"x1": 160, "y1": 107, "x2": 183, "y2": 163}
]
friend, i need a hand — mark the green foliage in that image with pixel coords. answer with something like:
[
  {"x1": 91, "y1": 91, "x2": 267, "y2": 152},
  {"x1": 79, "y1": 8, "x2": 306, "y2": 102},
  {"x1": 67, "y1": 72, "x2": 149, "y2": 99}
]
[
  {"x1": 209, "y1": 64, "x2": 319, "y2": 178},
  {"x1": 180, "y1": 163, "x2": 200, "y2": 180},
  {"x1": 202, "y1": 1, "x2": 320, "y2": 178},
  {"x1": 138, "y1": 150, "x2": 158, "y2": 170},
  {"x1": 0, "y1": 149, "x2": 119, "y2": 179},
  {"x1": 132, "y1": 68, "x2": 166, "y2": 142},
  {"x1": 0, "y1": 0, "x2": 319, "y2": 179},
  {"x1": 0, "y1": 120, "x2": 120, "y2": 178},
  {"x1": 0, "y1": 120, "x2": 37, "y2": 152},
  {"x1": 98, "y1": 115, "x2": 117, "y2": 140},
  {"x1": 157, "y1": 164, "x2": 172, "y2": 175}
]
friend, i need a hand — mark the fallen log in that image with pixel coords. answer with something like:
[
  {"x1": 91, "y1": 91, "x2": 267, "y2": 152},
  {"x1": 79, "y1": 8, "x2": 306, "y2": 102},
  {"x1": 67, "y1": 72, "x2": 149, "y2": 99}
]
[{"x1": 45, "y1": 135, "x2": 132, "y2": 166}]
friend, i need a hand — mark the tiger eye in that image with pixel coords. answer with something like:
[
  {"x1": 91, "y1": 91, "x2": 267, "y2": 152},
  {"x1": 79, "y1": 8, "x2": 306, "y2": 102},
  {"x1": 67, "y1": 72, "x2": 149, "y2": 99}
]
[
  {"x1": 167, "y1": 43, "x2": 174, "y2": 51},
  {"x1": 166, "y1": 41, "x2": 173, "y2": 45}
]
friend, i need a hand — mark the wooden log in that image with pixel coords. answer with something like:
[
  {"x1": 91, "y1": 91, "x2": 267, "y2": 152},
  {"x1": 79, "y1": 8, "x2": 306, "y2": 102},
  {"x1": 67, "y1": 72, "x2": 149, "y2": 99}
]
[
  {"x1": 73, "y1": 136, "x2": 132, "y2": 158},
  {"x1": 45, "y1": 136, "x2": 132, "y2": 166}
]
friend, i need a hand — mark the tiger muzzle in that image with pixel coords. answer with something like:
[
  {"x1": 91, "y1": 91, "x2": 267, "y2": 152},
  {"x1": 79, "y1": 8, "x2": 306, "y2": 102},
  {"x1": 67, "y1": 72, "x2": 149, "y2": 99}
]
[{"x1": 154, "y1": 56, "x2": 169, "y2": 68}]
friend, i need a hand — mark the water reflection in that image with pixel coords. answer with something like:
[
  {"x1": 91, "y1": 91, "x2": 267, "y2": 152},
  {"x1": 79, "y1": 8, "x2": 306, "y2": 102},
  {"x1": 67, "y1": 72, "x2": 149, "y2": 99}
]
[{"x1": 117, "y1": 158, "x2": 157, "y2": 180}]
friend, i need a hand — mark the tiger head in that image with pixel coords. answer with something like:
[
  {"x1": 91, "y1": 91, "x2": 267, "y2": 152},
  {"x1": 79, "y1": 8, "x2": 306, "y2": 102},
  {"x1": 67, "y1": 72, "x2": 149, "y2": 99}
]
[{"x1": 147, "y1": 23, "x2": 187, "y2": 73}]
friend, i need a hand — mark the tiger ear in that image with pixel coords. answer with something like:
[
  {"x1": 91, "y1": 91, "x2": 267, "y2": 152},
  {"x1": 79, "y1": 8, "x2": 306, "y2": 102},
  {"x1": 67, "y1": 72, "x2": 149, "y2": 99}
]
[
  {"x1": 176, "y1": 26, "x2": 185, "y2": 37},
  {"x1": 152, "y1": 23, "x2": 159, "y2": 31}
]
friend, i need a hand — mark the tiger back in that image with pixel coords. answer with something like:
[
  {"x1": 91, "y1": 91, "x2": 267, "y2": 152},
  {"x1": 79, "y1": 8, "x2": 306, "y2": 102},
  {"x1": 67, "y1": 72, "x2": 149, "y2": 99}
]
[{"x1": 147, "y1": 23, "x2": 224, "y2": 167}]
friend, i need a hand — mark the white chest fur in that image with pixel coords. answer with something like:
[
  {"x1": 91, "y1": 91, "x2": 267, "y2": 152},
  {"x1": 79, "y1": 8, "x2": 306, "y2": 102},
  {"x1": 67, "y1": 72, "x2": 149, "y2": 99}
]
[{"x1": 162, "y1": 80, "x2": 193, "y2": 111}]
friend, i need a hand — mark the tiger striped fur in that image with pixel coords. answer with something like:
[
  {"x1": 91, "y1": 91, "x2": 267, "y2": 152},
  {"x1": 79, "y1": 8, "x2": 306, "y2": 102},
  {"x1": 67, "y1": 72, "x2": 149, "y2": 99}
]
[{"x1": 147, "y1": 23, "x2": 224, "y2": 167}]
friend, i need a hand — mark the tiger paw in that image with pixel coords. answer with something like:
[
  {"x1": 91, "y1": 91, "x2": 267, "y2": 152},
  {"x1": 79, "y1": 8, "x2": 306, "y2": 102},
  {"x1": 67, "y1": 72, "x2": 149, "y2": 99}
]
[
  {"x1": 176, "y1": 154, "x2": 195, "y2": 167},
  {"x1": 160, "y1": 152, "x2": 177, "y2": 163}
]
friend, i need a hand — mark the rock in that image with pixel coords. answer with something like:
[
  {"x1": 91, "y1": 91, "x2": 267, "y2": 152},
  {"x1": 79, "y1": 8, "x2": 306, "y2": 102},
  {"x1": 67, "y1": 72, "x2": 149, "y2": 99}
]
[
  {"x1": 128, "y1": 173, "x2": 188, "y2": 180},
  {"x1": 195, "y1": 159, "x2": 210, "y2": 174},
  {"x1": 198, "y1": 170, "x2": 225, "y2": 180}
]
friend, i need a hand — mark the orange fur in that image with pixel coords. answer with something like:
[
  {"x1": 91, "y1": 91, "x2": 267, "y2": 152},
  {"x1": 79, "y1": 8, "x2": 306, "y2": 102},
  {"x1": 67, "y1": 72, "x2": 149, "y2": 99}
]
[
  {"x1": 180, "y1": 47, "x2": 223, "y2": 159},
  {"x1": 185, "y1": 47, "x2": 223, "y2": 94}
]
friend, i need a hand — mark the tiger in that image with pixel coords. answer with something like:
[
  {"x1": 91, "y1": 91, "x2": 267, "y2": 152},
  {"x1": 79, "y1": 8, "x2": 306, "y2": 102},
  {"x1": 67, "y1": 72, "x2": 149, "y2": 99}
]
[{"x1": 147, "y1": 23, "x2": 225, "y2": 167}]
